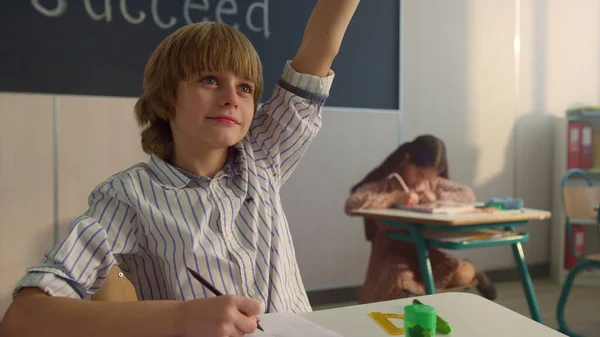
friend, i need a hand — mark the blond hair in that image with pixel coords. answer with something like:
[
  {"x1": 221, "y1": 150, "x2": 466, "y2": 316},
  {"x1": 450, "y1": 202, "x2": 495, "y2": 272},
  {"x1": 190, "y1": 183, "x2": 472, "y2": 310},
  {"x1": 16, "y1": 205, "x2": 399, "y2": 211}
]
[{"x1": 134, "y1": 22, "x2": 263, "y2": 160}]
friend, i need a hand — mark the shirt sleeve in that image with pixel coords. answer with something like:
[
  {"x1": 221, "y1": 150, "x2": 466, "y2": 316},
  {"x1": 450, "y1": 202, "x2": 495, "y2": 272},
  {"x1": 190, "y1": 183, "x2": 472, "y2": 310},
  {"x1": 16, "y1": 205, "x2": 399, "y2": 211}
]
[
  {"x1": 248, "y1": 61, "x2": 335, "y2": 185},
  {"x1": 12, "y1": 180, "x2": 140, "y2": 299}
]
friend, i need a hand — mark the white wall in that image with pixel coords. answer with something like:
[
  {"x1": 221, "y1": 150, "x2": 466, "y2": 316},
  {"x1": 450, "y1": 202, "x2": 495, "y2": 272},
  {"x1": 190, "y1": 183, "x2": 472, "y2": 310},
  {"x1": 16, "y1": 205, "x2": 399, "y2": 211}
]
[
  {"x1": 0, "y1": 94, "x2": 148, "y2": 315},
  {"x1": 0, "y1": 94, "x2": 55, "y2": 315},
  {"x1": 402, "y1": 0, "x2": 600, "y2": 270},
  {"x1": 282, "y1": 109, "x2": 401, "y2": 290},
  {"x1": 519, "y1": 0, "x2": 600, "y2": 280},
  {"x1": 402, "y1": 0, "x2": 519, "y2": 269}
]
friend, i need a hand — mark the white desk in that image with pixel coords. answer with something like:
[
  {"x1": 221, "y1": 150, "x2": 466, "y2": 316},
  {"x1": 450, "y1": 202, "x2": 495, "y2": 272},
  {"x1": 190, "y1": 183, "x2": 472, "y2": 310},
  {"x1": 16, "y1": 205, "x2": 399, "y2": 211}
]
[{"x1": 302, "y1": 292, "x2": 565, "y2": 337}]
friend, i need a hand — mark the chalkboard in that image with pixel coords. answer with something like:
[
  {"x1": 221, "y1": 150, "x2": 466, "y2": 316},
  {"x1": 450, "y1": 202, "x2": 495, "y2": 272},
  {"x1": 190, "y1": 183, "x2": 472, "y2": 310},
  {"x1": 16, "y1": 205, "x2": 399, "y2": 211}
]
[{"x1": 0, "y1": 1, "x2": 399, "y2": 109}]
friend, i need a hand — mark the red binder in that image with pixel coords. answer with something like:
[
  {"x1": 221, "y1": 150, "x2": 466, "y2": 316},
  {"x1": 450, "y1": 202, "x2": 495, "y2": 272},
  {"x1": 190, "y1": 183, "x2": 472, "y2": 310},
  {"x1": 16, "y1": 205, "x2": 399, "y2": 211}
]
[
  {"x1": 567, "y1": 122, "x2": 582, "y2": 169},
  {"x1": 581, "y1": 122, "x2": 594, "y2": 169},
  {"x1": 564, "y1": 225, "x2": 585, "y2": 270}
]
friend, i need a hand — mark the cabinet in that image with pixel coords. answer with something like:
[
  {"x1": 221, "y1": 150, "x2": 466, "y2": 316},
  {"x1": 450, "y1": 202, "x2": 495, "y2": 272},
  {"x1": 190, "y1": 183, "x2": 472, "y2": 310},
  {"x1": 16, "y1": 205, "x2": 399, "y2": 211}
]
[{"x1": 551, "y1": 109, "x2": 600, "y2": 286}]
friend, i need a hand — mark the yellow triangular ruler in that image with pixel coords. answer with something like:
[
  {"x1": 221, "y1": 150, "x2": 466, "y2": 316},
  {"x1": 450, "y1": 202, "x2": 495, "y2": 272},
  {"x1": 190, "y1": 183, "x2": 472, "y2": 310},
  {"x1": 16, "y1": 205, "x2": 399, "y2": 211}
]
[{"x1": 368, "y1": 312, "x2": 405, "y2": 335}]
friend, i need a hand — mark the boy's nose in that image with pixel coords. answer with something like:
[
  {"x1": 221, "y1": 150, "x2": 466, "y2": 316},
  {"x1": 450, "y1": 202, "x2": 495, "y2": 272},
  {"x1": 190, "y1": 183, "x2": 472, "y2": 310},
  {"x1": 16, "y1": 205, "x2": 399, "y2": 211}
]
[{"x1": 219, "y1": 86, "x2": 239, "y2": 108}]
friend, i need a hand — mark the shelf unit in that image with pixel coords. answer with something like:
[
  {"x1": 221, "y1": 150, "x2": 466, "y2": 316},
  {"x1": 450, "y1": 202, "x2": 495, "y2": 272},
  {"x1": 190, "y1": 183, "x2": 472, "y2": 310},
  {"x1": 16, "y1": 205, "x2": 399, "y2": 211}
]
[{"x1": 551, "y1": 116, "x2": 600, "y2": 286}]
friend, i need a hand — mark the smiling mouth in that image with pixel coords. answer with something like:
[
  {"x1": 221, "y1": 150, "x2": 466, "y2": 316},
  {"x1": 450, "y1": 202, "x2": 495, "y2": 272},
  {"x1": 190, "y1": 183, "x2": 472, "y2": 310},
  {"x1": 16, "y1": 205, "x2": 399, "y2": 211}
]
[{"x1": 207, "y1": 116, "x2": 240, "y2": 125}]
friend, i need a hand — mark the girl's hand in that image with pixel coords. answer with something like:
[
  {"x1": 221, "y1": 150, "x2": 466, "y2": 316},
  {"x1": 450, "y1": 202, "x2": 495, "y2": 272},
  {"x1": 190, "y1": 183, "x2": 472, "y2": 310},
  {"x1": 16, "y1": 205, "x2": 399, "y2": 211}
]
[
  {"x1": 393, "y1": 191, "x2": 419, "y2": 206},
  {"x1": 417, "y1": 190, "x2": 437, "y2": 204}
]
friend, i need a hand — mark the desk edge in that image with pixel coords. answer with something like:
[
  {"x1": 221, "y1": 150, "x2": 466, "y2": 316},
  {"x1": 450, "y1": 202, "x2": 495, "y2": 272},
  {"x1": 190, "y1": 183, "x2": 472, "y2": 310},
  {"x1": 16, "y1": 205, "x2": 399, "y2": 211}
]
[{"x1": 349, "y1": 210, "x2": 552, "y2": 226}]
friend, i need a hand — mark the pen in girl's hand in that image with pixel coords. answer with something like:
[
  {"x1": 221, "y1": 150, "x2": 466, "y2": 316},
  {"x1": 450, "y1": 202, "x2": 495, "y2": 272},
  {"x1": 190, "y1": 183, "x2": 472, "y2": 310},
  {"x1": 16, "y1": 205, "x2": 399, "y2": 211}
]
[
  {"x1": 388, "y1": 172, "x2": 410, "y2": 193},
  {"x1": 388, "y1": 173, "x2": 417, "y2": 205},
  {"x1": 186, "y1": 267, "x2": 264, "y2": 332}
]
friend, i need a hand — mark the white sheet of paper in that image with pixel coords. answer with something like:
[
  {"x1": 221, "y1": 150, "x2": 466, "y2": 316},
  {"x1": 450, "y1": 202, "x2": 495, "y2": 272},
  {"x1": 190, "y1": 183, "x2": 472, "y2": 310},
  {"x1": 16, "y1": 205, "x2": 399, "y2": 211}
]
[{"x1": 248, "y1": 312, "x2": 344, "y2": 337}]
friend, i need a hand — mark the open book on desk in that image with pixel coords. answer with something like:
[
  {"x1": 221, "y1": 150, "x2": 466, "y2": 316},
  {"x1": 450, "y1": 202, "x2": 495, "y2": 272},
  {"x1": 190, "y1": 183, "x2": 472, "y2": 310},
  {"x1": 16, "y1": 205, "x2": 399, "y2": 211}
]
[
  {"x1": 394, "y1": 200, "x2": 476, "y2": 214},
  {"x1": 249, "y1": 312, "x2": 343, "y2": 337}
]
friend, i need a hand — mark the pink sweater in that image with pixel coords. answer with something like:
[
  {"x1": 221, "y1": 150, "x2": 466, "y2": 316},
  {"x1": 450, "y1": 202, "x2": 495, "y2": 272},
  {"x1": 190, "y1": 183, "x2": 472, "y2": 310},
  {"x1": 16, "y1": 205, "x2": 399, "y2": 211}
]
[
  {"x1": 345, "y1": 177, "x2": 475, "y2": 213},
  {"x1": 345, "y1": 177, "x2": 475, "y2": 241}
]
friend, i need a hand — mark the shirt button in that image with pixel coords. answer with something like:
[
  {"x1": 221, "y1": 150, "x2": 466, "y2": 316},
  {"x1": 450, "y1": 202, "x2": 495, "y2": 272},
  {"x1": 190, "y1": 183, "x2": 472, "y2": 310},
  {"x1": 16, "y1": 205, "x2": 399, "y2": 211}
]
[{"x1": 249, "y1": 288, "x2": 256, "y2": 297}]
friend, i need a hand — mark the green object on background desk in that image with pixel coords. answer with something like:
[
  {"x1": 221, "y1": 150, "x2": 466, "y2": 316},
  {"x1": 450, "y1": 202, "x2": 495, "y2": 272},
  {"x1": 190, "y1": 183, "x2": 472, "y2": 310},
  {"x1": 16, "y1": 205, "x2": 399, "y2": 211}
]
[{"x1": 413, "y1": 299, "x2": 452, "y2": 334}]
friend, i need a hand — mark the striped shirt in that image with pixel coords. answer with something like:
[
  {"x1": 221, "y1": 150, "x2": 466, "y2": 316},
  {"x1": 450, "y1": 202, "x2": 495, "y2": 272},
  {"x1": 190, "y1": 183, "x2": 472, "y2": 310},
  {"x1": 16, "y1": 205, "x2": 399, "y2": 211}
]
[{"x1": 14, "y1": 61, "x2": 334, "y2": 314}]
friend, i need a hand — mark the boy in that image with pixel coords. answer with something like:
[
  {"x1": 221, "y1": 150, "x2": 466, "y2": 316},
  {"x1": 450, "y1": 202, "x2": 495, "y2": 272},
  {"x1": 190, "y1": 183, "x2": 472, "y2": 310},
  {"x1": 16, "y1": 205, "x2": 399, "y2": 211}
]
[{"x1": 0, "y1": 1, "x2": 360, "y2": 336}]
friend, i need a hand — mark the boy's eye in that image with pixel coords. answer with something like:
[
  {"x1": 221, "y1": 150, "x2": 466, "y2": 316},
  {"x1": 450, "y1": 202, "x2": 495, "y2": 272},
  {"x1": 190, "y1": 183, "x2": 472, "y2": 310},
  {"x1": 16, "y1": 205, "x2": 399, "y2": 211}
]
[
  {"x1": 239, "y1": 83, "x2": 253, "y2": 93},
  {"x1": 200, "y1": 75, "x2": 217, "y2": 85}
]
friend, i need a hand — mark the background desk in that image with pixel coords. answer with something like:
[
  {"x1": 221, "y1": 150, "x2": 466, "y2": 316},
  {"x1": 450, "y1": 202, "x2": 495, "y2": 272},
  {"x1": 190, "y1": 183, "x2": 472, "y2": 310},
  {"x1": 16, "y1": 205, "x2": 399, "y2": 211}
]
[
  {"x1": 352, "y1": 207, "x2": 551, "y2": 226},
  {"x1": 349, "y1": 208, "x2": 552, "y2": 323},
  {"x1": 303, "y1": 292, "x2": 565, "y2": 337}
]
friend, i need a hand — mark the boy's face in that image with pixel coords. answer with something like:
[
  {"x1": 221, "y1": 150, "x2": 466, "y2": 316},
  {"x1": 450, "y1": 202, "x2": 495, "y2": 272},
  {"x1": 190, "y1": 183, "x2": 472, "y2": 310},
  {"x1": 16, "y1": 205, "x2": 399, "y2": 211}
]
[{"x1": 171, "y1": 70, "x2": 256, "y2": 151}]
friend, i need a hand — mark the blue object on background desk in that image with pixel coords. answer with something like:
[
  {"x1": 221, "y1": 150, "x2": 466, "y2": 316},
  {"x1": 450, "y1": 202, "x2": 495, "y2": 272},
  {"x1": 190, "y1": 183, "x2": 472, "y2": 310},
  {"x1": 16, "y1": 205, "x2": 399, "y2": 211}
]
[{"x1": 484, "y1": 197, "x2": 524, "y2": 210}]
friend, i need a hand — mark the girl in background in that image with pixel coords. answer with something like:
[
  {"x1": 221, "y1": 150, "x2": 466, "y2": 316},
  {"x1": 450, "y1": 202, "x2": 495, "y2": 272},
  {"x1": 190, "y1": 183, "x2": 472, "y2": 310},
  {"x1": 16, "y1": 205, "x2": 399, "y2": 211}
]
[{"x1": 345, "y1": 135, "x2": 497, "y2": 303}]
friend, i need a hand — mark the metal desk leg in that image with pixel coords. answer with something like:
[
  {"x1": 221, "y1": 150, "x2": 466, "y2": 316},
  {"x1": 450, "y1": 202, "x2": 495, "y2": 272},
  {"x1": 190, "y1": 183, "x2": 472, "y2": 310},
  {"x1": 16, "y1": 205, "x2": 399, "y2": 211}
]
[
  {"x1": 511, "y1": 241, "x2": 542, "y2": 323},
  {"x1": 408, "y1": 224, "x2": 436, "y2": 294}
]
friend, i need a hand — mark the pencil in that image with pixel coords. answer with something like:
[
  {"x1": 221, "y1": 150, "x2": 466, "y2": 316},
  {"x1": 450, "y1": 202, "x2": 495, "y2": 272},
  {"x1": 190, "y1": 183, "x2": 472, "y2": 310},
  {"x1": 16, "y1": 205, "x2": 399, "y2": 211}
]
[
  {"x1": 187, "y1": 267, "x2": 264, "y2": 332},
  {"x1": 389, "y1": 173, "x2": 410, "y2": 193}
]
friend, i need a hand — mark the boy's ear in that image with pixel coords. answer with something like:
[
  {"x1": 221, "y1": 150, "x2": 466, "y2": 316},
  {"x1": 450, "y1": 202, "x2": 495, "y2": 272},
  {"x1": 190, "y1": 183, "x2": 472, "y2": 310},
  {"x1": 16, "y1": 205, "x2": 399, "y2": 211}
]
[{"x1": 155, "y1": 110, "x2": 170, "y2": 121}]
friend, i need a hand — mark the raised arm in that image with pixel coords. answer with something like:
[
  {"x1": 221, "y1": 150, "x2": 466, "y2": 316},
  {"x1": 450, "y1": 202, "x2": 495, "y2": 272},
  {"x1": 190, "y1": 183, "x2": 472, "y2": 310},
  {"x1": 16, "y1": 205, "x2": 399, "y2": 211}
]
[
  {"x1": 249, "y1": 1, "x2": 359, "y2": 184},
  {"x1": 291, "y1": 0, "x2": 360, "y2": 76},
  {"x1": 248, "y1": 0, "x2": 359, "y2": 185}
]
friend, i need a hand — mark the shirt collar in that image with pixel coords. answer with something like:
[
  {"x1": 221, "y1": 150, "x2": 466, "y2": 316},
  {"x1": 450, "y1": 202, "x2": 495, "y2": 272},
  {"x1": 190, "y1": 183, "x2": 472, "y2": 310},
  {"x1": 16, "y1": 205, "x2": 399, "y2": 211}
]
[
  {"x1": 148, "y1": 154, "x2": 191, "y2": 189},
  {"x1": 230, "y1": 142, "x2": 245, "y2": 176},
  {"x1": 147, "y1": 144, "x2": 245, "y2": 189}
]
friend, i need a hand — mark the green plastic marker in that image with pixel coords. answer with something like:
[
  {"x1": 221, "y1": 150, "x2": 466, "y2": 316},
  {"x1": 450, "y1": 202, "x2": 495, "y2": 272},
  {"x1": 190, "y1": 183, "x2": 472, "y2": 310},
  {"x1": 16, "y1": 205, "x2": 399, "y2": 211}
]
[
  {"x1": 412, "y1": 299, "x2": 452, "y2": 334},
  {"x1": 404, "y1": 304, "x2": 436, "y2": 337}
]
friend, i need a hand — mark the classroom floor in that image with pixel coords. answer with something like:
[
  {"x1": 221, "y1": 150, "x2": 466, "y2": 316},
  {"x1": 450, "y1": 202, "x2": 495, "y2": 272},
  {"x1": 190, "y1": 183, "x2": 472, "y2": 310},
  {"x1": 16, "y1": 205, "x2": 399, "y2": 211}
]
[{"x1": 313, "y1": 278, "x2": 600, "y2": 336}]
